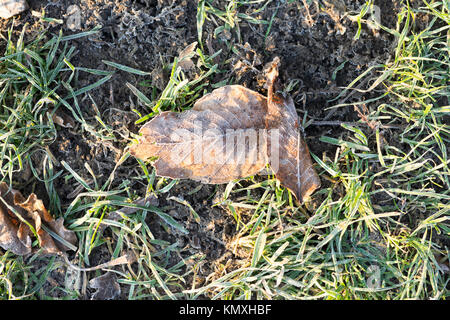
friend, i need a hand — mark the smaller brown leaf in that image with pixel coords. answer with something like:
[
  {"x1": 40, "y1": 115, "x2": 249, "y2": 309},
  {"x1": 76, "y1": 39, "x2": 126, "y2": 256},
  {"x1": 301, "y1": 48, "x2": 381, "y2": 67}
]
[
  {"x1": 177, "y1": 42, "x2": 197, "y2": 71},
  {"x1": 0, "y1": 184, "x2": 30, "y2": 255},
  {"x1": 0, "y1": 182, "x2": 77, "y2": 256}
]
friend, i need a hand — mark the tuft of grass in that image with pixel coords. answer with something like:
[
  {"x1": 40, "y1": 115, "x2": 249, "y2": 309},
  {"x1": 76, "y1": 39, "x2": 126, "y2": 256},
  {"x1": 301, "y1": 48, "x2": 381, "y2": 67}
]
[
  {"x1": 0, "y1": 21, "x2": 118, "y2": 299},
  {"x1": 0, "y1": 22, "x2": 112, "y2": 189}
]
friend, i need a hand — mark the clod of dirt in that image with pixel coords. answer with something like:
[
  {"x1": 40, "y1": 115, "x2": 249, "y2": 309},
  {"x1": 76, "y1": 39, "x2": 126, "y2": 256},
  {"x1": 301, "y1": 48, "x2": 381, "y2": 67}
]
[
  {"x1": 367, "y1": 5, "x2": 382, "y2": 35},
  {"x1": 89, "y1": 272, "x2": 121, "y2": 300},
  {"x1": 231, "y1": 42, "x2": 263, "y2": 82},
  {"x1": 51, "y1": 108, "x2": 76, "y2": 129},
  {"x1": 0, "y1": 0, "x2": 28, "y2": 19},
  {"x1": 0, "y1": 182, "x2": 77, "y2": 256},
  {"x1": 66, "y1": 4, "x2": 81, "y2": 31},
  {"x1": 130, "y1": 58, "x2": 320, "y2": 203},
  {"x1": 65, "y1": 268, "x2": 82, "y2": 294}
]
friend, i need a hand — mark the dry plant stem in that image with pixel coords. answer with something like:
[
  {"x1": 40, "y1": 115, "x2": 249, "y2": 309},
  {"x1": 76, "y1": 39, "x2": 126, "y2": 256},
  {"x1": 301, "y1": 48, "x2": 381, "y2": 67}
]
[
  {"x1": 301, "y1": 0, "x2": 314, "y2": 26},
  {"x1": 311, "y1": 121, "x2": 401, "y2": 129},
  {"x1": 61, "y1": 252, "x2": 136, "y2": 272},
  {"x1": 265, "y1": 57, "x2": 280, "y2": 113}
]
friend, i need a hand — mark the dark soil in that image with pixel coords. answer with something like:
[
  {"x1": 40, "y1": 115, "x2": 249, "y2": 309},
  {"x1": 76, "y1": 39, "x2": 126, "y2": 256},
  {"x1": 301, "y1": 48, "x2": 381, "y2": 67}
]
[{"x1": 1, "y1": 0, "x2": 405, "y2": 299}]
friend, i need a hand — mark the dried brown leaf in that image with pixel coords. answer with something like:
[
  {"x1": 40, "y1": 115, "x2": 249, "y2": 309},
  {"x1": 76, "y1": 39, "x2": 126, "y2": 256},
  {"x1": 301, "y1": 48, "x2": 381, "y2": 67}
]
[
  {"x1": 177, "y1": 41, "x2": 197, "y2": 71},
  {"x1": 265, "y1": 58, "x2": 321, "y2": 202},
  {"x1": 130, "y1": 58, "x2": 320, "y2": 203},
  {"x1": 267, "y1": 95, "x2": 321, "y2": 202},
  {"x1": 130, "y1": 85, "x2": 269, "y2": 184},
  {"x1": 0, "y1": 184, "x2": 30, "y2": 255},
  {"x1": 0, "y1": 182, "x2": 77, "y2": 255}
]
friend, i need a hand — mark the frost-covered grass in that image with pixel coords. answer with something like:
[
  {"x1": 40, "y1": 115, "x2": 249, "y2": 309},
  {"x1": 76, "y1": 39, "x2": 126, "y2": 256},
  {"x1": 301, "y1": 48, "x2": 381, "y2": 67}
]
[{"x1": 1, "y1": 0, "x2": 448, "y2": 300}]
